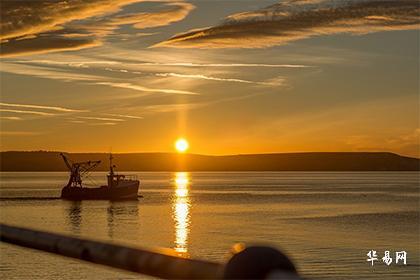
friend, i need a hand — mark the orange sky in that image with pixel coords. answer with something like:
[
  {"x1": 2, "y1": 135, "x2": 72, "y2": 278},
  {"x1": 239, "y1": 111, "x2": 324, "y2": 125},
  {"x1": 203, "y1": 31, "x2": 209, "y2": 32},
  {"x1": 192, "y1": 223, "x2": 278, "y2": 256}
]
[{"x1": 0, "y1": 0, "x2": 419, "y2": 157}]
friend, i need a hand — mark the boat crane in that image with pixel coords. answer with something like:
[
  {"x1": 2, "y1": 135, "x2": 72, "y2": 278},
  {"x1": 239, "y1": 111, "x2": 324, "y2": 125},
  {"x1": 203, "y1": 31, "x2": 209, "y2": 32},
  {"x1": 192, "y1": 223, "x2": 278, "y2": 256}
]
[{"x1": 60, "y1": 153, "x2": 101, "y2": 187}]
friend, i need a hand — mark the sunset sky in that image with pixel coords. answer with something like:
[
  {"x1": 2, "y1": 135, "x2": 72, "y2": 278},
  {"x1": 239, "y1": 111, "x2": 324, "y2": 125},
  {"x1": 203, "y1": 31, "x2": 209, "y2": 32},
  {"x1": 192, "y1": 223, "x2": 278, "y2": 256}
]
[{"x1": 0, "y1": 0, "x2": 419, "y2": 157}]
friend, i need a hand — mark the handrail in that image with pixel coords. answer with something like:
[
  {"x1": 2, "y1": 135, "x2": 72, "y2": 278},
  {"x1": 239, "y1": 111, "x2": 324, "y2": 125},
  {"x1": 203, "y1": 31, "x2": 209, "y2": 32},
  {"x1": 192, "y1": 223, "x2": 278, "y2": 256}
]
[
  {"x1": 124, "y1": 174, "x2": 138, "y2": 180},
  {"x1": 0, "y1": 223, "x2": 302, "y2": 279}
]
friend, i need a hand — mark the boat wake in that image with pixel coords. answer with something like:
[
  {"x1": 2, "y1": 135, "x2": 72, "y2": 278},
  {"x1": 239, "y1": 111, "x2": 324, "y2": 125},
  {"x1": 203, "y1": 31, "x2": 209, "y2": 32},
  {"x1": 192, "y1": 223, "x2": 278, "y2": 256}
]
[
  {"x1": 0, "y1": 197, "x2": 61, "y2": 200},
  {"x1": 1, "y1": 195, "x2": 143, "y2": 200}
]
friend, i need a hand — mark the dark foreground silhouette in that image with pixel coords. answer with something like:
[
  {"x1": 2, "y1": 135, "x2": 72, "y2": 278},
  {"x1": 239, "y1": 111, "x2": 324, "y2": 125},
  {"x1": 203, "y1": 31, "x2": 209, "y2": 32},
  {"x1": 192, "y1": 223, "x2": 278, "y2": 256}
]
[{"x1": 1, "y1": 151, "x2": 418, "y2": 171}]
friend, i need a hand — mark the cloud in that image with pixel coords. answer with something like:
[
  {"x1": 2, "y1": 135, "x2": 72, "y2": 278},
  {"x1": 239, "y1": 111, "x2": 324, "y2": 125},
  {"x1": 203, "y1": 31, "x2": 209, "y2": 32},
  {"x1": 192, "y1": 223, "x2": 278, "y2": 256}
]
[
  {"x1": 10, "y1": 58, "x2": 310, "y2": 69},
  {"x1": 0, "y1": 36, "x2": 102, "y2": 58},
  {"x1": 105, "y1": 113, "x2": 143, "y2": 119},
  {"x1": 0, "y1": 0, "x2": 195, "y2": 57},
  {"x1": 0, "y1": 109, "x2": 55, "y2": 116},
  {"x1": 105, "y1": 2, "x2": 195, "y2": 29},
  {"x1": 135, "y1": 62, "x2": 310, "y2": 68},
  {"x1": 155, "y1": 0, "x2": 420, "y2": 49},
  {"x1": 156, "y1": 72, "x2": 286, "y2": 86},
  {"x1": 11, "y1": 59, "x2": 120, "y2": 67},
  {"x1": 64, "y1": 1, "x2": 195, "y2": 37},
  {"x1": 67, "y1": 114, "x2": 142, "y2": 126},
  {"x1": 0, "y1": 102, "x2": 86, "y2": 113},
  {"x1": 78, "y1": 116, "x2": 125, "y2": 122},
  {"x1": 68, "y1": 116, "x2": 119, "y2": 126},
  {"x1": 0, "y1": 0, "x2": 136, "y2": 41},
  {"x1": 96, "y1": 82, "x2": 199, "y2": 95},
  {"x1": 68, "y1": 120, "x2": 86, "y2": 124},
  {"x1": 67, "y1": 114, "x2": 142, "y2": 125},
  {"x1": 1, "y1": 61, "x2": 200, "y2": 95},
  {"x1": 0, "y1": 116, "x2": 22, "y2": 120},
  {"x1": 88, "y1": 122, "x2": 117, "y2": 126},
  {"x1": 0, "y1": 61, "x2": 103, "y2": 82}
]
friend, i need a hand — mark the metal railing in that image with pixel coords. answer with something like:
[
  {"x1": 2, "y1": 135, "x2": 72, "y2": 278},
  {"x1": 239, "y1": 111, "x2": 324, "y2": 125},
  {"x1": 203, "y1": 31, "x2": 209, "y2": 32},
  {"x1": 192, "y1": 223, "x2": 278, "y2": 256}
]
[
  {"x1": 124, "y1": 174, "x2": 138, "y2": 180},
  {"x1": 0, "y1": 223, "x2": 302, "y2": 279}
]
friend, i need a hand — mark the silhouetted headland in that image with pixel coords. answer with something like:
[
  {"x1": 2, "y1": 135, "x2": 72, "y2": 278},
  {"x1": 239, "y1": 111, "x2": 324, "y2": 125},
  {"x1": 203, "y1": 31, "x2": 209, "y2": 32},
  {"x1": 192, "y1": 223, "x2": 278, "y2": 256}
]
[{"x1": 0, "y1": 151, "x2": 418, "y2": 171}]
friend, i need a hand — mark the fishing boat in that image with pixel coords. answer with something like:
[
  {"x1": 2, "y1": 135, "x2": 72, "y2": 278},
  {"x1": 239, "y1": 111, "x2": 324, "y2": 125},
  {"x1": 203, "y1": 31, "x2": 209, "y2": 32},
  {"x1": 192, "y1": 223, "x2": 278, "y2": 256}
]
[{"x1": 60, "y1": 153, "x2": 140, "y2": 200}]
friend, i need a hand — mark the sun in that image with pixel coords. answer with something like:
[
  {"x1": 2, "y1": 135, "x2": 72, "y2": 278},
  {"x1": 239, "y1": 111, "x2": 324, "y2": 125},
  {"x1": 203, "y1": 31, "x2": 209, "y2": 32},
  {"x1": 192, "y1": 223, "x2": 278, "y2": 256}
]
[{"x1": 175, "y1": 138, "x2": 189, "y2": 153}]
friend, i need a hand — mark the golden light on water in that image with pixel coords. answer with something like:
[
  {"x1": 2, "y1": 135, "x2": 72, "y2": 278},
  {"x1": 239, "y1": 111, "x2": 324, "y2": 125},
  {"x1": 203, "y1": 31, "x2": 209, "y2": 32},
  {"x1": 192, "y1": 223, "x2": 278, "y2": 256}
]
[
  {"x1": 172, "y1": 172, "x2": 191, "y2": 256},
  {"x1": 175, "y1": 138, "x2": 189, "y2": 153},
  {"x1": 175, "y1": 187, "x2": 188, "y2": 197}
]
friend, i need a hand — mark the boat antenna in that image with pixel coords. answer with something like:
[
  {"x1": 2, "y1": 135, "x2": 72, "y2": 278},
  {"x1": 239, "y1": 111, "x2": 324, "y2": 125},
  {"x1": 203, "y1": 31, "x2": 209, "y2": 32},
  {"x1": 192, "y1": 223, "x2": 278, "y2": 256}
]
[{"x1": 109, "y1": 153, "x2": 115, "y2": 176}]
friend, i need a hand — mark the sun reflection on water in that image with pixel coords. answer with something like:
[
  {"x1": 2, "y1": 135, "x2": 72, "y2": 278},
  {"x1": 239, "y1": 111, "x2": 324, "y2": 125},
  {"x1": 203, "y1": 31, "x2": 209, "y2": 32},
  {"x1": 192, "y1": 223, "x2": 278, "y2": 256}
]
[{"x1": 172, "y1": 172, "x2": 191, "y2": 256}]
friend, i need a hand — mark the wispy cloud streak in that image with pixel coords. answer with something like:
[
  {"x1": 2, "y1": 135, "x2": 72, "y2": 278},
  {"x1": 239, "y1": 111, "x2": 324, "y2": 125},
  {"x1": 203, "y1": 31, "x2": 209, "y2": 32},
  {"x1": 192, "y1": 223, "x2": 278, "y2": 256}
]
[
  {"x1": 96, "y1": 82, "x2": 199, "y2": 95},
  {"x1": 0, "y1": 62, "x2": 102, "y2": 82},
  {"x1": 155, "y1": 0, "x2": 420, "y2": 48},
  {"x1": 137, "y1": 62, "x2": 310, "y2": 68},
  {"x1": 78, "y1": 116, "x2": 125, "y2": 122},
  {"x1": 105, "y1": 113, "x2": 143, "y2": 119},
  {"x1": 0, "y1": 102, "x2": 86, "y2": 112},
  {"x1": 0, "y1": 109, "x2": 55, "y2": 116},
  {"x1": 0, "y1": 37, "x2": 102, "y2": 58},
  {"x1": 12, "y1": 59, "x2": 309, "y2": 68},
  {"x1": 88, "y1": 122, "x2": 117, "y2": 126},
  {"x1": 1, "y1": 62, "x2": 200, "y2": 96},
  {"x1": 0, "y1": 116, "x2": 22, "y2": 120},
  {"x1": 156, "y1": 72, "x2": 285, "y2": 86},
  {"x1": 0, "y1": 0, "x2": 195, "y2": 57}
]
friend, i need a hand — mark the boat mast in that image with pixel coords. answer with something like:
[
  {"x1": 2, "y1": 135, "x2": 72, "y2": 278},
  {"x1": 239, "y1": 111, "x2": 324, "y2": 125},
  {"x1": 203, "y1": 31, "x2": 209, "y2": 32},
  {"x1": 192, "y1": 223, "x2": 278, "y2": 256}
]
[{"x1": 108, "y1": 153, "x2": 117, "y2": 188}]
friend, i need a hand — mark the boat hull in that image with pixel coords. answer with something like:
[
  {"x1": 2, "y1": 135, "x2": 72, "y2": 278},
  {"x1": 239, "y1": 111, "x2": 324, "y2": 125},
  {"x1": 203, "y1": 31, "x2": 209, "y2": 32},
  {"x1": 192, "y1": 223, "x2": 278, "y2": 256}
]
[{"x1": 61, "y1": 183, "x2": 139, "y2": 200}]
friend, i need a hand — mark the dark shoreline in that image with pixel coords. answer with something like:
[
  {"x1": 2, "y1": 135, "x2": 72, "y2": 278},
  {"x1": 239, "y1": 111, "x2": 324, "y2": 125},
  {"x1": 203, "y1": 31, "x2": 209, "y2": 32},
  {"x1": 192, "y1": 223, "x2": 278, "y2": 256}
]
[{"x1": 1, "y1": 151, "x2": 419, "y2": 171}]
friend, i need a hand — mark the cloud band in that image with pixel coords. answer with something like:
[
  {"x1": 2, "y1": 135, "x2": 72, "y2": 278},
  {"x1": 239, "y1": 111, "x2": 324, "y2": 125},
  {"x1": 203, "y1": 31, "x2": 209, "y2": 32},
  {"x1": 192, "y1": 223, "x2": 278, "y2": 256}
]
[{"x1": 155, "y1": 0, "x2": 420, "y2": 49}]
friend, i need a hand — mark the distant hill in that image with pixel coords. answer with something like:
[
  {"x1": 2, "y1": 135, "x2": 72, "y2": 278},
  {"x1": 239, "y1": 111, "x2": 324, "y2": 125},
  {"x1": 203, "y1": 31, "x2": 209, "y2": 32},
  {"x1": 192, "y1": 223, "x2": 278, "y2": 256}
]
[{"x1": 0, "y1": 151, "x2": 418, "y2": 171}]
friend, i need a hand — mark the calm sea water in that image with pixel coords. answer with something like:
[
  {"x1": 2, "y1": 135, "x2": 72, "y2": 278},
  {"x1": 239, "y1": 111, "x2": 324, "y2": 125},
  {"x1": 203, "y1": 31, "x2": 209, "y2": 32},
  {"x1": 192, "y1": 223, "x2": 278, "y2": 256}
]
[{"x1": 0, "y1": 172, "x2": 419, "y2": 279}]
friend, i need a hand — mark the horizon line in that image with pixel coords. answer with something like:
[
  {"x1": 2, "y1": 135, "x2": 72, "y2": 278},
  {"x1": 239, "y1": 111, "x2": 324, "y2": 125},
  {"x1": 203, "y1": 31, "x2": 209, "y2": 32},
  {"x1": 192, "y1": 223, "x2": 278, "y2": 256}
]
[{"x1": 0, "y1": 150, "x2": 418, "y2": 159}]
